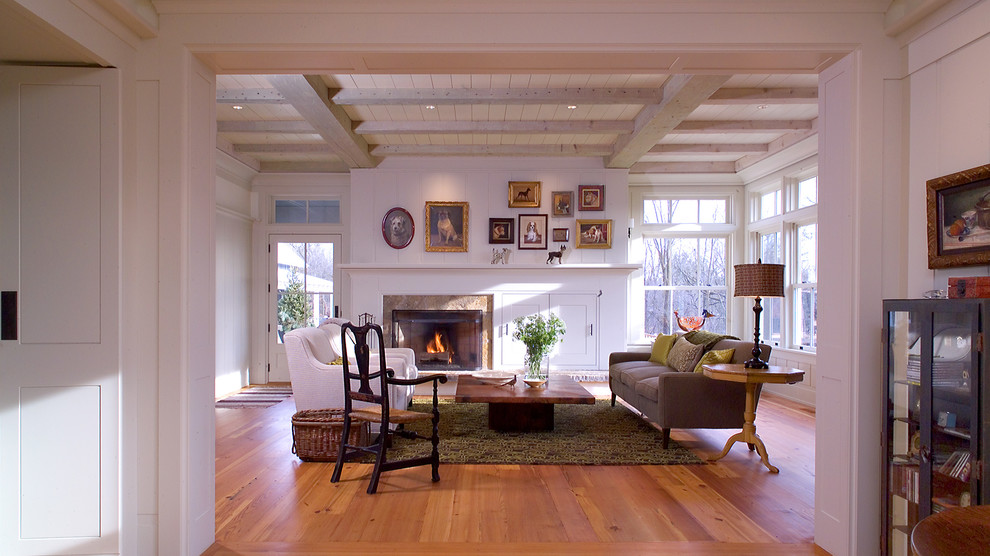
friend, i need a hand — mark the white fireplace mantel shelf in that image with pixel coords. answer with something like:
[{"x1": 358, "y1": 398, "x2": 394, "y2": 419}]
[{"x1": 341, "y1": 263, "x2": 640, "y2": 272}]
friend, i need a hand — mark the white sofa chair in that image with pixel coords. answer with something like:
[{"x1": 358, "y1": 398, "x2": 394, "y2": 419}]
[{"x1": 284, "y1": 321, "x2": 418, "y2": 413}]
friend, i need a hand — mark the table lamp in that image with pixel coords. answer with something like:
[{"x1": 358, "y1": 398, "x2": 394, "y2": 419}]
[{"x1": 734, "y1": 259, "x2": 785, "y2": 369}]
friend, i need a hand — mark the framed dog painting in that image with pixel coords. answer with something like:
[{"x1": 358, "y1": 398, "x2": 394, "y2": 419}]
[
  {"x1": 578, "y1": 185, "x2": 605, "y2": 211},
  {"x1": 381, "y1": 207, "x2": 414, "y2": 249},
  {"x1": 518, "y1": 214, "x2": 548, "y2": 250},
  {"x1": 576, "y1": 219, "x2": 612, "y2": 248},
  {"x1": 425, "y1": 201, "x2": 468, "y2": 252},
  {"x1": 508, "y1": 181, "x2": 541, "y2": 208},
  {"x1": 489, "y1": 218, "x2": 514, "y2": 244}
]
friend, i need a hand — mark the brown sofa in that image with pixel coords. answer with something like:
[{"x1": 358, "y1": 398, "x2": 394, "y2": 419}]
[{"x1": 608, "y1": 337, "x2": 771, "y2": 448}]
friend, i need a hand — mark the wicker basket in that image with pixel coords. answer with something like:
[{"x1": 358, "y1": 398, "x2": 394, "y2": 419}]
[{"x1": 291, "y1": 408, "x2": 370, "y2": 462}]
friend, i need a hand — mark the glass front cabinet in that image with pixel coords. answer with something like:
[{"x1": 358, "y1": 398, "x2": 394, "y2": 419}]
[{"x1": 882, "y1": 299, "x2": 988, "y2": 555}]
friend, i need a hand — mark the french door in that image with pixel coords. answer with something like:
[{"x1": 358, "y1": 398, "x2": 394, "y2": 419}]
[{"x1": 268, "y1": 234, "x2": 340, "y2": 382}]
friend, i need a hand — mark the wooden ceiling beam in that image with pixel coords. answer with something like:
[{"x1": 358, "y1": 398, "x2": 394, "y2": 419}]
[
  {"x1": 649, "y1": 143, "x2": 768, "y2": 155},
  {"x1": 216, "y1": 88, "x2": 287, "y2": 104},
  {"x1": 607, "y1": 74, "x2": 731, "y2": 168},
  {"x1": 233, "y1": 143, "x2": 333, "y2": 154},
  {"x1": 735, "y1": 118, "x2": 819, "y2": 171},
  {"x1": 217, "y1": 120, "x2": 316, "y2": 133},
  {"x1": 354, "y1": 120, "x2": 634, "y2": 135},
  {"x1": 332, "y1": 87, "x2": 663, "y2": 105},
  {"x1": 629, "y1": 161, "x2": 738, "y2": 174},
  {"x1": 673, "y1": 120, "x2": 813, "y2": 133},
  {"x1": 268, "y1": 75, "x2": 379, "y2": 168},
  {"x1": 370, "y1": 144, "x2": 613, "y2": 156},
  {"x1": 215, "y1": 136, "x2": 260, "y2": 172},
  {"x1": 704, "y1": 87, "x2": 818, "y2": 105}
]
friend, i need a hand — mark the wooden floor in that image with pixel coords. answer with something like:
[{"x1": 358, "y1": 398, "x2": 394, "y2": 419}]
[{"x1": 206, "y1": 381, "x2": 827, "y2": 555}]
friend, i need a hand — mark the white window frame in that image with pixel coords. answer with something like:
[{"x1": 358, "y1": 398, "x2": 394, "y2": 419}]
[
  {"x1": 629, "y1": 187, "x2": 740, "y2": 343},
  {"x1": 747, "y1": 164, "x2": 818, "y2": 353}
]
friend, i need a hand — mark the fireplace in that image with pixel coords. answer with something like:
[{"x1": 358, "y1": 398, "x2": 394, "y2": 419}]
[{"x1": 392, "y1": 309, "x2": 483, "y2": 371}]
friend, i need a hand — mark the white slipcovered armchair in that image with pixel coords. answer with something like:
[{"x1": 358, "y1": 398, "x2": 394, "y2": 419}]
[{"x1": 284, "y1": 320, "x2": 418, "y2": 413}]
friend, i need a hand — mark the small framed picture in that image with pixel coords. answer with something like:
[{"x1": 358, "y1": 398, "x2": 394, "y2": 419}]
[
  {"x1": 576, "y1": 219, "x2": 612, "y2": 249},
  {"x1": 552, "y1": 227, "x2": 570, "y2": 242},
  {"x1": 926, "y1": 163, "x2": 990, "y2": 268},
  {"x1": 489, "y1": 218, "x2": 514, "y2": 244},
  {"x1": 381, "y1": 207, "x2": 414, "y2": 249},
  {"x1": 425, "y1": 201, "x2": 468, "y2": 252},
  {"x1": 508, "y1": 181, "x2": 541, "y2": 208},
  {"x1": 551, "y1": 191, "x2": 573, "y2": 217},
  {"x1": 578, "y1": 185, "x2": 605, "y2": 211},
  {"x1": 518, "y1": 214, "x2": 548, "y2": 250}
]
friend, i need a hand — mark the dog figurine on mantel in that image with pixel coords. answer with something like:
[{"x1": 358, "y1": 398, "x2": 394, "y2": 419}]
[
  {"x1": 491, "y1": 247, "x2": 509, "y2": 265},
  {"x1": 547, "y1": 245, "x2": 566, "y2": 264}
]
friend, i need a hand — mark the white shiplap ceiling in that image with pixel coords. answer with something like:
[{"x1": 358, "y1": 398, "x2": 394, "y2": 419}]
[{"x1": 216, "y1": 72, "x2": 819, "y2": 174}]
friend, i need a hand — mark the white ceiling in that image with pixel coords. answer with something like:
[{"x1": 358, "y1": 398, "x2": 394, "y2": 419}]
[{"x1": 216, "y1": 71, "x2": 819, "y2": 174}]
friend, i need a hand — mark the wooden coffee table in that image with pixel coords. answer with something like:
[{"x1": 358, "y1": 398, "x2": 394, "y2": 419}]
[{"x1": 454, "y1": 375, "x2": 596, "y2": 432}]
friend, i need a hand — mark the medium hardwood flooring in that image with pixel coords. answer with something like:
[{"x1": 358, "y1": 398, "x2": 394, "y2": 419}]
[{"x1": 206, "y1": 381, "x2": 827, "y2": 555}]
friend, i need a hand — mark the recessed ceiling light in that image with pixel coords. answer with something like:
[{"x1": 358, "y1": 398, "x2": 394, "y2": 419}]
[
  {"x1": 425, "y1": 104, "x2": 436, "y2": 110},
  {"x1": 231, "y1": 105, "x2": 244, "y2": 110},
  {"x1": 757, "y1": 104, "x2": 769, "y2": 110},
  {"x1": 567, "y1": 105, "x2": 578, "y2": 110}
]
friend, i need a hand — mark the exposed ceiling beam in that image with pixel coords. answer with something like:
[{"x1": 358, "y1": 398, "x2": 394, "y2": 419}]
[
  {"x1": 649, "y1": 143, "x2": 768, "y2": 155},
  {"x1": 331, "y1": 87, "x2": 664, "y2": 105},
  {"x1": 216, "y1": 88, "x2": 288, "y2": 104},
  {"x1": 704, "y1": 87, "x2": 818, "y2": 105},
  {"x1": 268, "y1": 75, "x2": 379, "y2": 168},
  {"x1": 629, "y1": 161, "x2": 738, "y2": 174},
  {"x1": 259, "y1": 160, "x2": 353, "y2": 173},
  {"x1": 215, "y1": 136, "x2": 260, "y2": 172},
  {"x1": 370, "y1": 144, "x2": 613, "y2": 156},
  {"x1": 735, "y1": 118, "x2": 819, "y2": 171},
  {"x1": 354, "y1": 120, "x2": 634, "y2": 135},
  {"x1": 217, "y1": 120, "x2": 316, "y2": 133},
  {"x1": 672, "y1": 120, "x2": 813, "y2": 133},
  {"x1": 233, "y1": 143, "x2": 333, "y2": 154},
  {"x1": 607, "y1": 74, "x2": 731, "y2": 168}
]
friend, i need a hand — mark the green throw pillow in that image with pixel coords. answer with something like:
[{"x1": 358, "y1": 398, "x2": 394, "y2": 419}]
[
  {"x1": 693, "y1": 348, "x2": 736, "y2": 373},
  {"x1": 648, "y1": 334, "x2": 677, "y2": 365}
]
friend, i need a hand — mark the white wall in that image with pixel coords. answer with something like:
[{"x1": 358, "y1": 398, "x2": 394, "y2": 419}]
[
  {"x1": 215, "y1": 155, "x2": 255, "y2": 397},
  {"x1": 905, "y1": 1, "x2": 990, "y2": 296}
]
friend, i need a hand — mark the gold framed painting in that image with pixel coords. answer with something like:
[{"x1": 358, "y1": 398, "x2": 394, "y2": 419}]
[
  {"x1": 425, "y1": 201, "x2": 468, "y2": 252},
  {"x1": 927, "y1": 163, "x2": 990, "y2": 268},
  {"x1": 576, "y1": 219, "x2": 612, "y2": 249},
  {"x1": 508, "y1": 181, "x2": 541, "y2": 208}
]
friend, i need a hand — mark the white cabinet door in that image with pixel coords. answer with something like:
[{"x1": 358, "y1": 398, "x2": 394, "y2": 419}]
[
  {"x1": 496, "y1": 292, "x2": 599, "y2": 370},
  {"x1": 497, "y1": 292, "x2": 548, "y2": 369},
  {"x1": 550, "y1": 293, "x2": 599, "y2": 368}
]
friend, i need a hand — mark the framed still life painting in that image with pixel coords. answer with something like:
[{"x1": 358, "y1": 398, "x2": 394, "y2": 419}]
[{"x1": 927, "y1": 163, "x2": 990, "y2": 268}]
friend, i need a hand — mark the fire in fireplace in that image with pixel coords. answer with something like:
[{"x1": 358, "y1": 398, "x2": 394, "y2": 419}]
[{"x1": 392, "y1": 309, "x2": 483, "y2": 370}]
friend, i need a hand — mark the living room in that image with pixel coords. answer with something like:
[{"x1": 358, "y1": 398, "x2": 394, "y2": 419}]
[{"x1": 2, "y1": 2, "x2": 990, "y2": 555}]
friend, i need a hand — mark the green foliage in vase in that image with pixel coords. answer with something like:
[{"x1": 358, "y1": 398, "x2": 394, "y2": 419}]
[
  {"x1": 512, "y1": 313, "x2": 566, "y2": 369},
  {"x1": 277, "y1": 269, "x2": 313, "y2": 333}
]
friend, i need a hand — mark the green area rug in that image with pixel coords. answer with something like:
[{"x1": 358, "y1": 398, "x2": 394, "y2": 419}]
[{"x1": 367, "y1": 399, "x2": 703, "y2": 465}]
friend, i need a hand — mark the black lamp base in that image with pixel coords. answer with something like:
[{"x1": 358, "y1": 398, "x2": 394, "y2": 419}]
[{"x1": 745, "y1": 297, "x2": 769, "y2": 369}]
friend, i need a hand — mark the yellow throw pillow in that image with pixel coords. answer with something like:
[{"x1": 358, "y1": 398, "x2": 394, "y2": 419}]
[
  {"x1": 693, "y1": 348, "x2": 735, "y2": 373},
  {"x1": 648, "y1": 334, "x2": 677, "y2": 365}
]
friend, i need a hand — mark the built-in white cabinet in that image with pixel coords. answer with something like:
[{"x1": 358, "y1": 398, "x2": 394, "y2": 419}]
[{"x1": 496, "y1": 291, "x2": 599, "y2": 370}]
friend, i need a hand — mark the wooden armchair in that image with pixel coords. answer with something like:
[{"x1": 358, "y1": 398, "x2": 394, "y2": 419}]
[{"x1": 330, "y1": 322, "x2": 448, "y2": 494}]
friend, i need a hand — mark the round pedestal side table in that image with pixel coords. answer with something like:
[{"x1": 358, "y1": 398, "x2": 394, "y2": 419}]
[{"x1": 910, "y1": 505, "x2": 990, "y2": 556}]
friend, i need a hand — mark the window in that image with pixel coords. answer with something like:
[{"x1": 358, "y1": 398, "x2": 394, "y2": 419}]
[
  {"x1": 748, "y1": 169, "x2": 818, "y2": 351},
  {"x1": 638, "y1": 194, "x2": 732, "y2": 337},
  {"x1": 273, "y1": 198, "x2": 341, "y2": 224}
]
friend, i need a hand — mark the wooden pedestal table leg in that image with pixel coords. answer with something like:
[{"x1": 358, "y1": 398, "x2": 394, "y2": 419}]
[{"x1": 707, "y1": 382, "x2": 780, "y2": 473}]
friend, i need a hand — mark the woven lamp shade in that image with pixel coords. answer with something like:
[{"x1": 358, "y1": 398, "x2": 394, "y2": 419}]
[{"x1": 734, "y1": 262, "x2": 785, "y2": 298}]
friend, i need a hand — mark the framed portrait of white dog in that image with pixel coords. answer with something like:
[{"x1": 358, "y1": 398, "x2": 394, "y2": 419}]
[
  {"x1": 518, "y1": 214, "x2": 548, "y2": 250},
  {"x1": 508, "y1": 181, "x2": 541, "y2": 208},
  {"x1": 425, "y1": 201, "x2": 468, "y2": 252},
  {"x1": 382, "y1": 207, "x2": 414, "y2": 249},
  {"x1": 576, "y1": 219, "x2": 612, "y2": 248}
]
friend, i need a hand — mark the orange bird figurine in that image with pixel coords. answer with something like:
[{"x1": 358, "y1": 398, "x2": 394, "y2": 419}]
[{"x1": 674, "y1": 309, "x2": 715, "y2": 332}]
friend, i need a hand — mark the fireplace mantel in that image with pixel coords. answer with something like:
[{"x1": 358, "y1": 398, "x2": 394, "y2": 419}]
[{"x1": 341, "y1": 263, "x2": 639, "y2": 272}]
